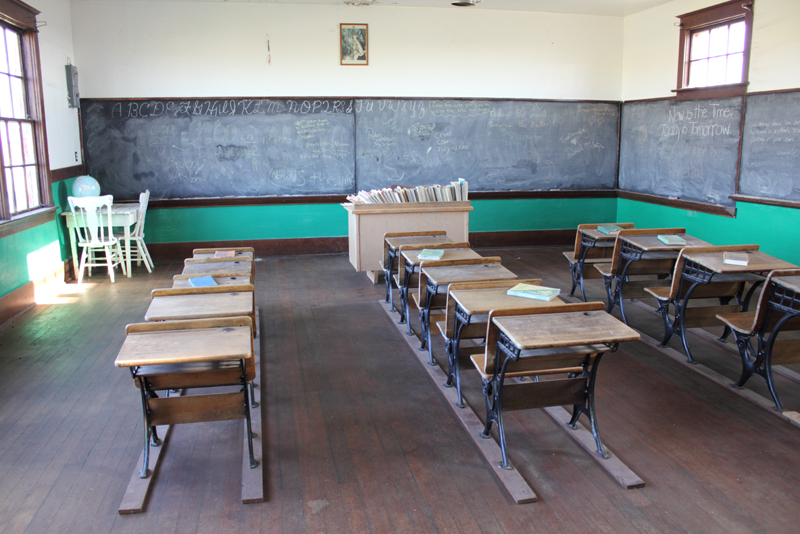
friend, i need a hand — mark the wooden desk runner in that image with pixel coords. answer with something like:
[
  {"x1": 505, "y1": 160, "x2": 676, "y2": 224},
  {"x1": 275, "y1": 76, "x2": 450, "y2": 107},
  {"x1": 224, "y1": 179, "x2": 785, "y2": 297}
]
[{"x1": 116, "y1": 314, "x2": 264, "y2": 514}]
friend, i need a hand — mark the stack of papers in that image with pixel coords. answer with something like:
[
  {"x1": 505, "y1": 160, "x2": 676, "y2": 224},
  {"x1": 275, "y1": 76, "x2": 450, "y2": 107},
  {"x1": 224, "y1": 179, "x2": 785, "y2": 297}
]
[
  {"x1": 723, "y1": 252, "x2": 750, "y2": 266},
  {"x1": 506, "y1": 283, "x2": 561, "y2": 301}
]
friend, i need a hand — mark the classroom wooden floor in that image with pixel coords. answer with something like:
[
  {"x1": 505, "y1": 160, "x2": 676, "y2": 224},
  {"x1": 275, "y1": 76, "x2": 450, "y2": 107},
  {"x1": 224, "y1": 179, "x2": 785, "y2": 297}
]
[{"x1": 2, "y1": 246, "x2": 800, "y2": 533}]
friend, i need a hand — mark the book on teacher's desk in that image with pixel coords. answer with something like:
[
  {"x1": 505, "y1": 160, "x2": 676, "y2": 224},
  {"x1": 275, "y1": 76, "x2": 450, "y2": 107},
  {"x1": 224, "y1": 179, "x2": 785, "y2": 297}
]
[
  {"x1": 506, "y1": 283, "x2": 560, "y2": 301},
  {"x1": 214, "y1": 250, "x2": 235, "y2": 258},
  {"x1": 723, "y1": 252, "x2": 750, "y2": 266},
  {"x1": 657, "y1": 234, "x2": 686, "y2": 246},
  {"x1": 188, "y1": 275, "x2": 218, "y2": 287},
  {"x1": 597, "y1": 224, "x2": 623, "y2": 235},
  {"x1": 417, "y1": 249, "x2": 444, "y2": 261}
]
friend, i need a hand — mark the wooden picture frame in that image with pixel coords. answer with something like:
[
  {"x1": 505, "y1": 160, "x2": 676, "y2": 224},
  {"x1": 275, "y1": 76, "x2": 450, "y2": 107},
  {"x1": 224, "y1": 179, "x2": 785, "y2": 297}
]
[{"x1": 340, "y1": 24, "x2": 368, "y2": 66}]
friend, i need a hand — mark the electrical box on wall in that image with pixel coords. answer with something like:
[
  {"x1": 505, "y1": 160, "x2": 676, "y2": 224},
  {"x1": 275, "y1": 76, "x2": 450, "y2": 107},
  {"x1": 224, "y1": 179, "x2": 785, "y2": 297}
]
[{"x1": 65, "y1": 64, "x2": 79, "y2": 108}]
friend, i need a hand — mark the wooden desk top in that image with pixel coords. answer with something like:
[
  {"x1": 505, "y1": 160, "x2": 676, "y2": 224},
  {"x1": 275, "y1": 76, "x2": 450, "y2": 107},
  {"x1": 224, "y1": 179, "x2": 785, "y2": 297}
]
[
  {"x1": 182, "y1": 261, "x2": 252, "y2": 276},
  {"x1": 451, "y1": 286, "x2": 564, "y2": 316},
  {"x1": 773, "y1": 275, "x2": 800, "y2": 293},
  {"x1": 385, "y1": 234, "x2": 452, "y2": 249},
  {"x1": 145, "y1": 292, "x2": 253, "y2": 322},
  {"x1": 682, "y1": 251, "x2": 797, "y2": 274},
  {"x1": 421, "y1": 263, "x2": 516, "y2": 287},
  {"x1": 494, "y1": 310, "x2": 640, "y2": 351},
  {"x1": 115, "y1": 325, "x2": 252, "y2": 367},
  {"x1": 621, "y1": 233, "x2": 710, "y2": 252},
  {"x1": 402, "y1": 248, "x2": 481, "y2": 266},
  {"x1": 172, "y1": 275, "x2": 251, "y2": 288},
  {"x1": 193, "y1": 251, "x2": 254, "y2": 259},
  {"x1": 580, "y1": 229, "x2": 619, "y2": 242}
]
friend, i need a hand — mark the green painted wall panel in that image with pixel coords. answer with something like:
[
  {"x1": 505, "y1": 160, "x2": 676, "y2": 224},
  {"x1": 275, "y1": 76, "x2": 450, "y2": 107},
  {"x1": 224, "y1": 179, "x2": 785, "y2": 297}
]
[
  {"x1": 0, "y1": 220, "x2": 62, "y2": 297},
  {"x1": 470, "y1": 198, "x2": 618, "y2": 232},
  {"x1": 617, "y1": 199, "x2": 800, "y2": 265},
  {"x1": 51, "y1": 178, "x2": 77, "y2": 261}
]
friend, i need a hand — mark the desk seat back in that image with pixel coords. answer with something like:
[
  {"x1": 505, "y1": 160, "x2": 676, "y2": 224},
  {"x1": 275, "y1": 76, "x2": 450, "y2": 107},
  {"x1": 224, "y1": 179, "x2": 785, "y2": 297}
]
[
  {"x1": 739, "y1": 269, "x2": 800, "y2": 336},
  {"x1": 609, "y1": 227, "x2": 686, "y2": 273},
  {"x1": 479, "y1": 301, "x2": 606, "y2": 376},
  {"x1": 571, "y1": 223, "x2": 634, "y2": 261},
  {"x1": 664, "y1": 245, "x2": 760, "y2": 302}
]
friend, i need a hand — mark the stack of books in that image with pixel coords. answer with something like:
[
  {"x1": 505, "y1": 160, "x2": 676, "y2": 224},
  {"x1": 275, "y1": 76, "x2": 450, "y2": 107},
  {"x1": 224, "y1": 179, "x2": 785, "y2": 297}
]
[
  {"x1": 597, "y1": 224, "x2": 623, "y2": 235},
  {"x1": 188, "y1": 275, "x2": 218, "y2": 287},
  {"x1": 506, "y1": 283, "x2": 561, "y2": 301},
  {"x1": 723, "y1": 251, "x2": 750, "y2": 266},
  {"x1": 416, "y1": 249, "x2": 444, "y2": 261},
  {"x1": 657, "y1": 234, "x2": 686, "y2": 246},
  {"x1": 346, "y1": 179, "x2": 468, "y2": 204}
]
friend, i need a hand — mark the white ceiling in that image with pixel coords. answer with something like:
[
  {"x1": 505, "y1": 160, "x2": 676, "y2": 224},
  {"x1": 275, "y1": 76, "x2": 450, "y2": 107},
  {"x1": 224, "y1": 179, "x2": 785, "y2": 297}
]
[{"x1": 92, "y1": 0, "x2": 677, "y2": 18}]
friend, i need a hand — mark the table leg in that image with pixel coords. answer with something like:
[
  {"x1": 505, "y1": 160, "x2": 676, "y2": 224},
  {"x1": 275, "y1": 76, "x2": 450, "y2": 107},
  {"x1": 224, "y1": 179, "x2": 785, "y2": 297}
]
[
  {"x1": 68, "y1": 226, "x2": 79, "y2": 281},
  {"x1": 124, "y1": 226, "x2": 132, "y2": 277}
]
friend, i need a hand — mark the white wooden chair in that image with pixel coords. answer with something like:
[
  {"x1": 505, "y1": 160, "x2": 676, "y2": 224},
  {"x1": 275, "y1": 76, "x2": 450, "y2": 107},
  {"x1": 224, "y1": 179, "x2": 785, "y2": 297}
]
[
  {"x1": 116, "y1": 190, "x2": 154, "y2": 272},
  {"x1": 68, "y1": 195, "x2": 126, "y2": 283}
]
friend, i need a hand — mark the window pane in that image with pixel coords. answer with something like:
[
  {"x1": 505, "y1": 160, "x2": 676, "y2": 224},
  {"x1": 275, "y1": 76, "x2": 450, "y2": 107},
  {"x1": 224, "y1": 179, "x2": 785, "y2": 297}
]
[
  {"x1": 7, "y1": 120, "x2": 22, "y2": 166},
  {"x1": 0, "y1": 74, "x2": 11, "y2": 117},
  {"x1": 12, "y1": 166, "x2": 26, "y2": 212},
  {"x1": 4, "y1": 168, "x2": 14, "y2": 213},
  {"x1": 21, "y1": 122, "x2": 34, "y2": 164},
  {"x1": 10, "y1": 76, "x2": 24, "y2": 119},
  {"x1": 709, "y1": 25, "x2": 729, "y2": 57},
  {"x1": 5, "y1": 29, "x2": 21, "y2": 77},
  {"x1": 708, "y1": 56, "x2": 727, "y2": 86},
  {"x1": 691, "y1": 30, "x2": 709, "y2": 60},
  {"x1": 729, "y1": 21, "x2": 746, "y2": 54},
  {"x1": 689, "y1": 59, "x2": 708, "y2": 87},
  {"x1": 726, "y1": 53, "x2": 744, "y2": 84},
  {"x1": 0, "y1": 31, "x2": 8, "y2": 75},
  {"x1": 25, "y1": 165, "x2": 38, "y2": 209}
]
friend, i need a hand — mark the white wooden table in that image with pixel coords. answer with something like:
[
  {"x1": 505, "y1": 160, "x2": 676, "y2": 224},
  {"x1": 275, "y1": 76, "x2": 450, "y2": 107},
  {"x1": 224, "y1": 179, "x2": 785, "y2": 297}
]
[{"x1": 61, "y1": 203, "x2": 139, "y2": 278}]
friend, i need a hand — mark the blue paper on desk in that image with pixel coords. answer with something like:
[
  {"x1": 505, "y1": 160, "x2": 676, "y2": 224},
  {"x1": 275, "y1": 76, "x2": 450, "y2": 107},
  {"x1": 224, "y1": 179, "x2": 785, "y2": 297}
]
[{"x1": 188, "y1": 275, "x2": 218, "y2": 287}]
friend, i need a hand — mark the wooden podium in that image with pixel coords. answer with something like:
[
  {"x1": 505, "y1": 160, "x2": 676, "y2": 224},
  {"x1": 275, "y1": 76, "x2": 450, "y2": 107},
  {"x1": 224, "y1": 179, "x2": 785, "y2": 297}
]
[{"x1": 343, "y1": 201, "x2": 472, "y2": 283}]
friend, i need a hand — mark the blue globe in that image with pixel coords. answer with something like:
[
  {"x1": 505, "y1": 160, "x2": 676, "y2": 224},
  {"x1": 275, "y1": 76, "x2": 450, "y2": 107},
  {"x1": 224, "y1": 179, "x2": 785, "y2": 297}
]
[{"x1": 71, "y1": 175, "x2": 101, "y2": 197}]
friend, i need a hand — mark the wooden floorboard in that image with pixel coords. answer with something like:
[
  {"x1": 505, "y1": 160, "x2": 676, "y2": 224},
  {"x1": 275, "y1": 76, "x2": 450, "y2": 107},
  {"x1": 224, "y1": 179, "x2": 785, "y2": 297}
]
[{"x1": 1, "y1": 249, "x2": 800, "y2": 533}]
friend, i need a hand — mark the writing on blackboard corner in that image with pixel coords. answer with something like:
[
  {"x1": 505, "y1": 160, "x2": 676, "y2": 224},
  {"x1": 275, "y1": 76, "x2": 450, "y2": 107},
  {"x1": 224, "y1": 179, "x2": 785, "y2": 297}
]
[{"x1": 668, "y1": 196, "x2": 678, "y2": 200}]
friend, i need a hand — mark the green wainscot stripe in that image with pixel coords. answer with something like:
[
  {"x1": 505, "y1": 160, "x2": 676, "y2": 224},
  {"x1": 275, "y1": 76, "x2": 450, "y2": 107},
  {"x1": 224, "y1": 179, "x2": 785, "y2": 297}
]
[
  {"x1": 617, "y1": 198, "x2": 800, "y2": 266},
  {"x1": 470, "y1": 197, "x2": 618, "y2": 232},
  {"x1": 0, "y1": 220, "x2": 61, "y2": 297},
  {"x1": 146, "y1": 203, "x2": 349, "y2": 243}
]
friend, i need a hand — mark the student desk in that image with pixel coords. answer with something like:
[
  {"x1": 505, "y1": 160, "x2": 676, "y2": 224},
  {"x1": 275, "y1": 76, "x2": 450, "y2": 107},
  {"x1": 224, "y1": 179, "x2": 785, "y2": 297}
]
[
  {"x1": 417, "y1": 261, "x2": 516, "y2": 365},
  {"x1": 446, "y1": 285, "x2": 563, "y2": 407},
  {"x1": 398, "y1": 247, "x2": 481, "y2": 334},
  {"x1": 114, "y1": 317, "x2": 259, "y2": 511},
  {"x1": 679, "y1": 250, "x2": 797, "y2": 363},
  {"x1": 574, "y1": 228, "x2": 618, "y2": 301},
  {"x1": 62, "y1": 203, "x2": 139, "y2": 279},
  {"x1": 144, "y1": 287, "x2": 256, "y2": 327},
  {"x1": 182, "y1": 259, "x2": 254, "y2": 280},
  {"x1": 193, "y1": 249, "x2": 254, "y2": 259},
  {"x1": 480, "y1": 306, "x2": 640, "y2": 469},
  {"x1": 384, "y1": 233, "x2": 452, "y2": 308},
  {"x1": 609, "y1": 233, "x2": 710, "y2": 323}
]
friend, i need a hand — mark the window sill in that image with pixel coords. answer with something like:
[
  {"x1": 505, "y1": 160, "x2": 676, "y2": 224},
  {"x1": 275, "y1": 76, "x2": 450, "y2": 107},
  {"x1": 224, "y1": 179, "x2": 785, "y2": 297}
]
[
  {"x1": 0, "y1": 206, "x2": 57, "y2": 240},
  {"x1": 672, "y1": 83, "x2": 748, "y2": 101}
]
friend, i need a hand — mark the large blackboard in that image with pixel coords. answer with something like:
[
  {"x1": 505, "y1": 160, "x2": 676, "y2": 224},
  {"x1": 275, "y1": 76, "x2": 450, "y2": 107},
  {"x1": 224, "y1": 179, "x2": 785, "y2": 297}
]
[
  {"x1": 355, "y1": 99, "x2": 620, "y2": 191},
  {"x1": 618, "y1": 97, "x2": 743, "y2": 207},
  {"x1": 739, "y1": 91, "x2": 800, "y2": 201},
  {"x1": 81, "y1": 98, "x2": 356, "y2": 200}
]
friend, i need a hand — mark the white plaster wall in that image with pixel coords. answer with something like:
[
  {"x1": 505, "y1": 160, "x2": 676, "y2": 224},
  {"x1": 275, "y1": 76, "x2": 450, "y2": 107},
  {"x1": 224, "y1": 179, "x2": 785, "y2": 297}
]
[
  {"x1": 622, "y1": 0, "x2": 800, "y2": 100},
  {"x1": 31, "y1": 0, "x2": 82, "y2": 169},
  {"x1": 69, "y1": 2, "x2": 623, "y2": 101}
]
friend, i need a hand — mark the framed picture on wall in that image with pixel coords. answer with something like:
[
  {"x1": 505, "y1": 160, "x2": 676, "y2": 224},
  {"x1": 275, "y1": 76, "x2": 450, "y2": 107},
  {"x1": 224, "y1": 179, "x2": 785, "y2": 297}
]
[{"x1": 340, "y1": 24, "x2": 368, "y2": 66}]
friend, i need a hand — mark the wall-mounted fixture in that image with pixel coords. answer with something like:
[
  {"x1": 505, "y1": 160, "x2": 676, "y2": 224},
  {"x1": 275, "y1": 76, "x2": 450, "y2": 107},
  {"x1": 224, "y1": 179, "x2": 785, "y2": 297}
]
[{"x1": 65, "y1": 64, "x2": 79, "y2": 108}]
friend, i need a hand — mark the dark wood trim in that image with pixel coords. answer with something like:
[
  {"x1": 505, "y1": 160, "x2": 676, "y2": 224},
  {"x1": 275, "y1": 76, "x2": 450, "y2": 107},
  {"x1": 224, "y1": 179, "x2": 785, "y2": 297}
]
[
  {"x1": 469, "y1": 229, "x2": 573, "y2": 248},
  {"x1": 0, "y1": 280, "x2": 34, "y2": 326},
  {"x1": 0, "y1": 206, "x2": 55, "y2": 239},
  {"x1": 674, "y1": 83, "x2": 748, "y2": 101},
  {"x1": 49, "y1": 164, "x2": 85, "y2": 184},
  {"x1": 147, "y1": 236, "x2": 349, "y2": 261},
  {"x1": 149, "y1": 195, "x2": 350, "y2": 209},
  {"x1": 622, "y1": 96, "x2": 675, "y2": 104},
  {"x1": 746, "y1": 87, "x2": 800, "y2": 96},
  {"x1": 20, "y1": 17, "x2": 50, "y2": 208},
  {"x1": 617, "y1": 190, "x2": 736, "y2": 217},
  {"x1": 469, "y1": 190, "x2": 616, "y2": 200},
  {"x1": 735, "y1": 95, "x2": 746, "y2": 194},
  {"x1": 730, "y1": 194, "x2": 800, "y2": 210},
  {"x1": 0, "y1": 0, "x2": 38, "y2": 31}
]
